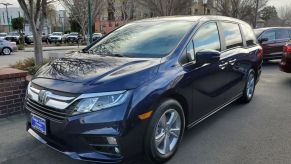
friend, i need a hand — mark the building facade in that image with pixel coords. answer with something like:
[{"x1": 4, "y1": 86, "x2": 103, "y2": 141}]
[{"x1": 0, "y1": 7, "x2": 24, "y2": 32}]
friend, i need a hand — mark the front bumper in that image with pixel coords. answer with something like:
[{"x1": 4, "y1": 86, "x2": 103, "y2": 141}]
[
  {"x1": 280, "y1": 53, "x2": 291, "y2": 73},
  {"x1": 263, "y1": 54, "x2": 282, "y2": 60},
  {"x1": 25, "y1": 98, "x2": 146, "y2": 163}
]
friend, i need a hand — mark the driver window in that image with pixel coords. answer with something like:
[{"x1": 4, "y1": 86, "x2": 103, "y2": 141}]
[
  {"x1": 261, "y1": 30, "x2": 275, "y2": 41},
  {"x1": 193, "y1": 22, "x2": 221, "y2": 53}
]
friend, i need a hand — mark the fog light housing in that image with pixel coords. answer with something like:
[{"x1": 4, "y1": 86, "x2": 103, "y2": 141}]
[
  {"x1": 114, "y1": 147, "x2": 120, "y2": 154},
  {"x1": 107, "y1": 137, "x2": 117, "y2": 145}
]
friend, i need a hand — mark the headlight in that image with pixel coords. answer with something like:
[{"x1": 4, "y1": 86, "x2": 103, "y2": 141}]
[{"x1": 73, "y1": 91, "x2": 129, "y2": 114}]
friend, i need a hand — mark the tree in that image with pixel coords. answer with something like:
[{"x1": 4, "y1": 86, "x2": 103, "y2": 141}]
[
  {"x1": 137, "y1": 0, "x2": 191, "y2": 16},
  {"x1": 69, "y1": 19, "x2": 81, "y2": 32},
  {"x1": 278, "y1": 5, "x2": 291, "y2": 26},
  {"x1": 61, "y1": 0, "x2": 104, "y2": 40},
  {"x1": 11, "y1": 17, "x2": 24, "y2": 32},
  {"x1": 260, "y1": 6, "x2": 277, "y2": 21},
  {"x1": 213, "y1": 0, "x2": 268, "y2": 26},
  {"x1": 11, "y1": 17, "x2": 25, "y2": 44},
  {"x1": 17, "y1": 0, "x2": 55, "y2": 65}
]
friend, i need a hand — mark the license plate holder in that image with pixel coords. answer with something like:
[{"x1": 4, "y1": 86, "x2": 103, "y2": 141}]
[{"x1": 31, "y1": 114, "x2": 47, "y2": 135}]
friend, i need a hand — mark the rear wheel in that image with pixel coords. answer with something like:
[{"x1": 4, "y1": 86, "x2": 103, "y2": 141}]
[
  {"x1": 239, "y1": 69, "x2": 256, "y2": 103},
  {"x1": 2, "y1": 47, "x2": 11, "y2": 55},
  {"x1": 145, "y1": 99, "x2": 185, "y2": 163}
]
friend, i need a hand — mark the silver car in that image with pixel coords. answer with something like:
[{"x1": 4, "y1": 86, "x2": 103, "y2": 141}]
[
  {"x1": 0, "y1": 33, "x2": 7, "y2": 40},
  {"x1": 0, "y1": 39, "x2": 17, "y2": 55}
]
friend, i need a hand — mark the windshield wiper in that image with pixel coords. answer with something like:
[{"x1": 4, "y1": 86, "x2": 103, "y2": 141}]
[{"x1": 110, "y1": 53, "x2": 124, "y2": 57}]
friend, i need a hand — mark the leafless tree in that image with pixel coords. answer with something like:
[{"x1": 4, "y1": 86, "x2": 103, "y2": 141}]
[
  {"x1": 137, "y1": 0, "x2": 192, "y2": 16},
  {"x1": 61, "y1": 0, "x2": 104, "y2": 39},
  {"x1": 278, "y1": 5, "x2": 291, "y2": 26},
  {"x1": 118, "y1": 0, "x2": 135, "y2": 22},
  {"x1": 213, "y1": 0, "x2": 268, "y2": 26},
  {"x1": 18, "y1": 0, "x2": 56, "y2": 65}
]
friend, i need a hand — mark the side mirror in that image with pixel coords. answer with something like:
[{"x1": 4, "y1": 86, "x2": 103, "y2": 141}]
[
  {"x1": 259, "y1": 37, "x2": 268, "y2": 44},
  {"x1": 196, "y1": 49, "x2": 220, "y2": 64}
]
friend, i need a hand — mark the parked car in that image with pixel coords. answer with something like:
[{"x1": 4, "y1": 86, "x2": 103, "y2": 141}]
[
  {"x1": 92, "y1": 33, "x2": 103, "y2": 42},
  {"x1": 25, "y1": 16, "x2": 262, "y2": 163},
  {"x1": 0, "y1": 39, "x2": 17, "y2": 55},
  {"x1": 5, "y1": 32, "x2": 20, "y2": 44},
  {"x1": 0, "y1": 33, "x2": 7, "y2": 40},
  {"x1": 48, "y1": 32, "x2": 64, "y2": 43},
  {"x1": 25, "y1": 35, "x2": 34, "y2": 44},
  {"x1": 65, "y1": 32, "x2": 81, "y2": 43},
  {"x1": 280, "y1": 41, "x2": 291, "y2": 73},
  {"x1": 41, "y1": 33, "x2": 49, "y2": 43},
  {"x1": 255, "y1": 27, "x2": 291, "y2": 61}
]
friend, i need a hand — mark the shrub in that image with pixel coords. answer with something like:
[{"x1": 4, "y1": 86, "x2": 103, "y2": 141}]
[
  {"x1": 10, "y1": 57, "x2": 48, "y2": 75},
  {"x1": 17, "y1": 44, "x2": 25, "y2": 50}
]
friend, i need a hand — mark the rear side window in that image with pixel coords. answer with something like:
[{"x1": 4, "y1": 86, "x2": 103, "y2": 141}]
[
  {"x1": 276, "y1": 29, "x2": 289, "y2": 39},
  {"x1": 221, "y1": 22, "x2": 243, "y2": 49},
  {"x1": 241, "y1": 24, "x2": 257, "y2": 46},
  {"x1": 193, "y1": 22, "x2": 221, "y2": 53}
]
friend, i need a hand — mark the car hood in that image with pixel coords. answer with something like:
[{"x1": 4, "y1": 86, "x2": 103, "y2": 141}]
[{"x1": 33, "y1": 52, "x2": 161, "y2": 92}]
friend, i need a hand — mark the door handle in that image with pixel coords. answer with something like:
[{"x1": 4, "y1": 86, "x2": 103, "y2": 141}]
[
  {"x1": 229, "y1": 59, "x2": 237, "y2": 65},
  {"x1": 219, "y1": 62, "x2": 228, "y2": 70}
]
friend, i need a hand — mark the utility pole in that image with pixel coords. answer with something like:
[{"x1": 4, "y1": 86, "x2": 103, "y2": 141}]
[
  {"x1": 254, "y1": 0, "x2": 259, "y2": 28},
  {"x1": 203, "y1": 0, "x2": 208, "y2": 15},
  {"x1": 0, "y1": 3, "x2": 13, "y2": 32},
  {"x1": 88, "y1": 0, "x2": 93, "y2": 44},
  {"x1": 59, "y1": 10, "x2": 66, "y2": 34}
]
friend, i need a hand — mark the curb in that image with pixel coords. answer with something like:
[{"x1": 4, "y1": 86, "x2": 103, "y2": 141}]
[{"x1": 23, "y1": 46, "x2": 86, "y2": 52}]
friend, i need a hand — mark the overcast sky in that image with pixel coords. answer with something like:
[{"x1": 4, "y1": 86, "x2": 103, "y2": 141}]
[{"x1": 3, "y1": 0, "x2": 291, "y2": 11}]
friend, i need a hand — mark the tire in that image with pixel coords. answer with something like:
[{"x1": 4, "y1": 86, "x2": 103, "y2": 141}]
[
  {"x1": 2, "y1": 47, "x2": 11, "y2": 55},
  {"x1": 145, "y1": 99, "x2": 185, "y2": 163},
  {"x1": 239, "y1": 69, "x2": 256, "y2": 103}
]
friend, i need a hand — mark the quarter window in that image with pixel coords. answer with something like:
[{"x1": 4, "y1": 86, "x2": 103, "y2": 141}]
[
  {"x1": 221, "y1": 22, "x2": 243, "y2": 49},
  {"x1": 275, "y1": 29, "x2": 289, "y2": 39},
  {"x1": 193, "y1": 22, "x2": 220, "y2": 53},
  {"x1": 241, "y1": 24, "x2": 257, "y2": 47},
  {"x1": 186, "y1": 41, "x2": 195, "y2": 61}
]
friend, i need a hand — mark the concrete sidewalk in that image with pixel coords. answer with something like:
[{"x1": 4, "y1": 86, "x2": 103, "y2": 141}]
[
  {"x1": 23, "y1": 46, "x2": 86, "y2": 52},
  {"x1": 0, "y1": 114, "x2": 87, "y2": 164}
]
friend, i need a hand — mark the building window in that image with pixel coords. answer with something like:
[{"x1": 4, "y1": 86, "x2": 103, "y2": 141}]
[
  {"x1": 207, "y1": 9, "x2": 210, "y2": 14},
  {"x1": 108, "y1": 12, "x2": 114, "y2": 21},
  {"x1": 195, "y1": 9, "x2": 198, "y2": 14},
  {"x1": 188, "y1": 8, "x2": 192, "y2": 15}
]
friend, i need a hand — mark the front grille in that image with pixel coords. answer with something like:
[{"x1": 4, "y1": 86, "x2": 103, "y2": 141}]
[{"x1": 26, "y1": 98, "x2": 71, "y2": 122}]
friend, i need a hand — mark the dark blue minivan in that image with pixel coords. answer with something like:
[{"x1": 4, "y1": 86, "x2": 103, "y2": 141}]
[{"x1": 25, "y1": 16, "x2": 262, "y2": 163}]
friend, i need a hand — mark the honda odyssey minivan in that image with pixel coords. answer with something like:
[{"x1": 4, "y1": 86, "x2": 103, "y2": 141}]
[{"x1": 25, "y1": 16, "x2": 262, "y2": 163}]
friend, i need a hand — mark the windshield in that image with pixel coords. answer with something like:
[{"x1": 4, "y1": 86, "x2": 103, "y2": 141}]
[
  {"x1": 89, "y1": 21, "x2": 194, "y2": 58},
  {"x1": 52, "y1": 33, "x2": 62, "y2": 35},
  {"x1": 0, "y1": 34, "x2": 6, "y2": 36},
  {"x1": 70, "y1": 33, "x2": 78, "y2": 35}
]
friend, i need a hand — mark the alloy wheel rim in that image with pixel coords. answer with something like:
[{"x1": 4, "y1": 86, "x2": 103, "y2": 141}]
[
  {"x1": 3, "y1": 48, "x2": 10, "y2": 55},
  {"x1": 154, "y1": 109, "x2": 181, "y2": 156},
  {"x1": 246, "y1": 73, "x2": 255, "y2": 99}
]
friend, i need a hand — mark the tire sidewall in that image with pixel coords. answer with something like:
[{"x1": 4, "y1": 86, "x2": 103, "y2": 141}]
[
  {"x1": 2, "y1": 47, "x2": 11, "y2": 55},
  {"x1": 242, "y1": 69, "x2": 256, "y2": 102},
  {"x1": 145, "y1": 99, "x2": 185, "y2": 163}
]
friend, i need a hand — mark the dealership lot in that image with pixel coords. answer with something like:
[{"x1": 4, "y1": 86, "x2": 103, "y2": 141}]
[{"x1": 0, "y1": 61, "x2": 290, "y2": 164}]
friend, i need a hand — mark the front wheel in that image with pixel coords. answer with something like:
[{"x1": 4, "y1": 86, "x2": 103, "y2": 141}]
[
  {"x1": 2, "y1": 47, "x2": 11, "y2": 55},
  {"x1": 239, "y1": 69, "x2": 256, "y2": 103},
  {"x1": 145, "y1": 99, "x2": 185, "y2": 163}
]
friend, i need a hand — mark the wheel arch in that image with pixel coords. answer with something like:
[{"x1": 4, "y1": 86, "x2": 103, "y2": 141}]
[{"x1": 156, "y1": 91, "x2": 190, "y2": 127}]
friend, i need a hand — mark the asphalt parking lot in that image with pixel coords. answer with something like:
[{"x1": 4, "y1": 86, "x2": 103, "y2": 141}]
[{"x1": 0, "y1": 61, "x2": 290, "y2": 164}]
